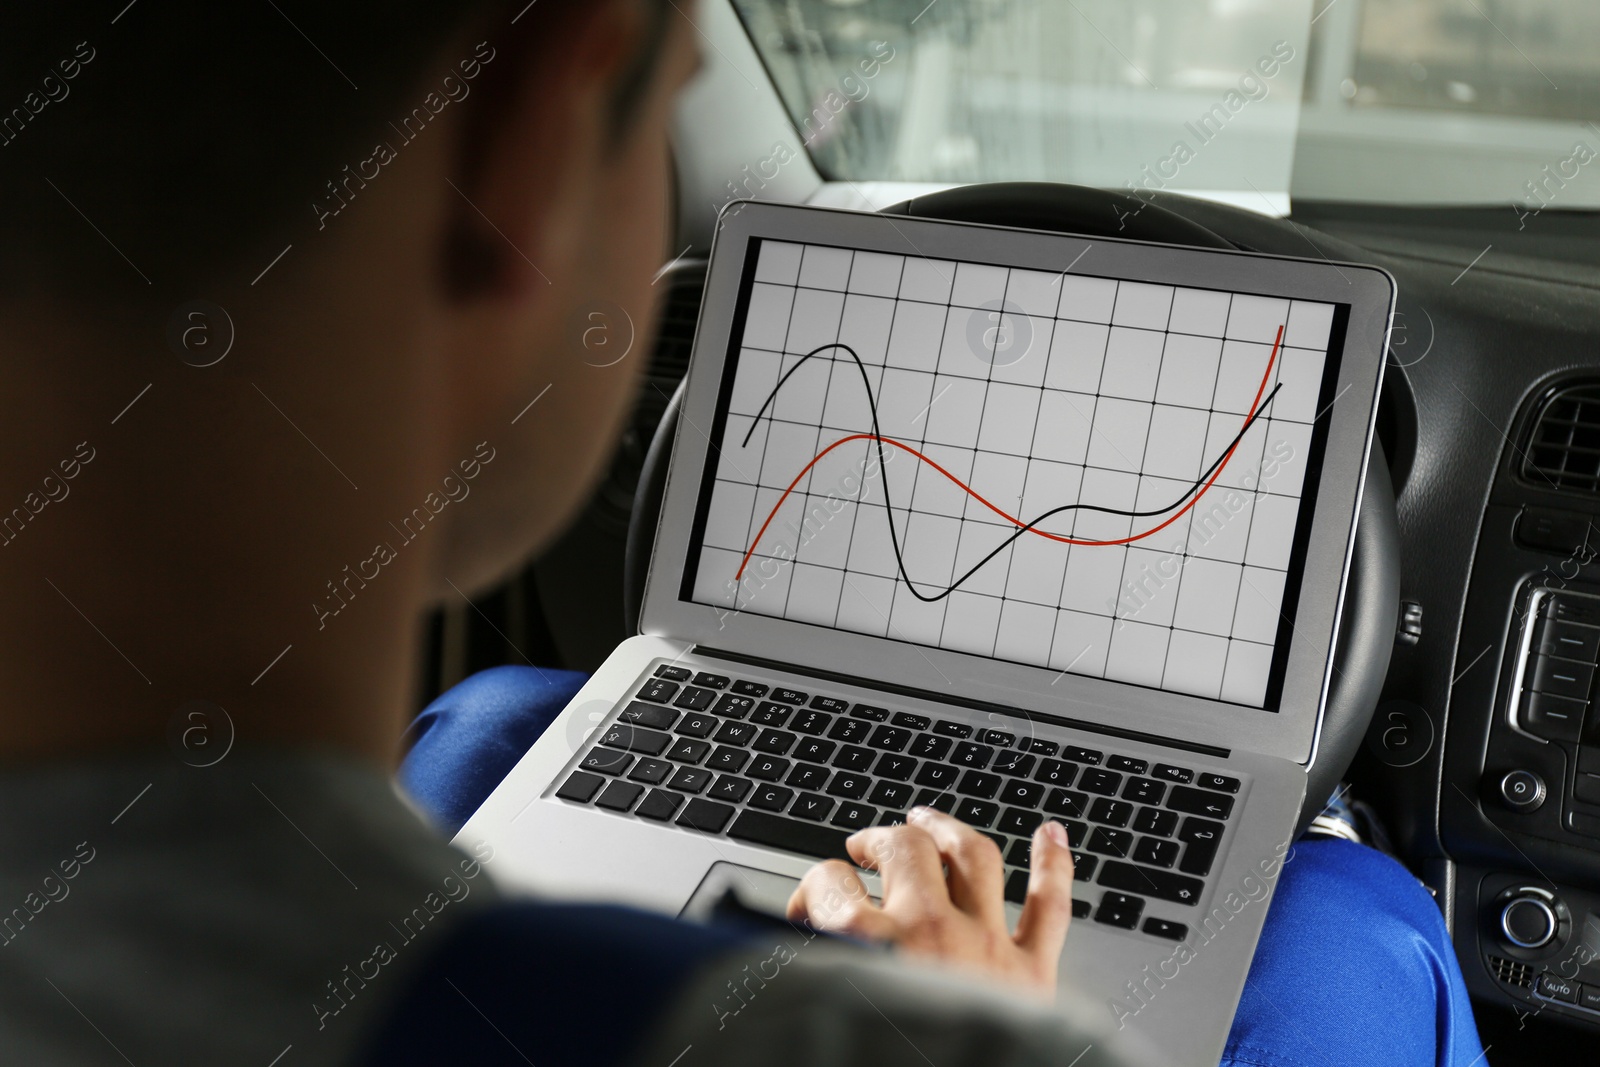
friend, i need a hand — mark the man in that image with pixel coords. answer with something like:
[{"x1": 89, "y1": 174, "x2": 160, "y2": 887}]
[{"x1": 0, "y1": 2, "x2": 1481, "y2": 1065}]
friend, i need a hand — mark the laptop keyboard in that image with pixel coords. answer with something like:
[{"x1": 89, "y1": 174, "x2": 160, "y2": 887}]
[{"x1": 554, "y1": 663, "x2": 1243, "y2": 943}]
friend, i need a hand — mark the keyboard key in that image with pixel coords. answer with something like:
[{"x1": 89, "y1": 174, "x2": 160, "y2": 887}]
[
  {"x1": 934, "y1": 720, "x2": 974, "y2": 738},
  {"x1": 713, "y1": 721, "x2": 758, "y2": 747},
  {"x1": 693, "y1": 672, "x2": 730, "y2": 690},
  {"x1": 728, "y1": 810, "x2": 851, "y2": 861},
  {"x1": 1143, "y1": 918, "x2": 1188, "y2": 941},
  {"x1": 810, "y1": 695, "x2": 849, "y2": 713},
  {"x1": 1133, "y1": 807, "x2": 1179, "y2": 837},
  {"x1": 600, "y1": 724, "x2": 671, "y2": 756},
  {"x1": 673, "y1": 686, "x2": 716, "y2": 711},
  {"x1": 1063, "y1": 746, "x2": 1102, "y2": 765},
  {"x1": 1198, "y1": 773, "x2": 1241, "y2": 794},
  {"x1": 667, "y1": 738, "x2": 711, "y2": 764},
  {"x1": 1000, "y1": 780, "x2": 1045, "y2": 808},
  {"x1": 556, "y1": 770, "x2": 605, "y2": 803},
  {"x1": 828, "y1": 718, "x2": 872, "y2": 744},
  {"x1": 731, "y1": 679, "x2": 769, "y2": 697},
  {"x1": 868, "y1": 725, "x2": 912, "y2": 752},
  {"x1": 669, "y1": 767, "x2": 712, "y2": 794},
  {"x1": 770, "y1": 688, "x2": 807, "y2": 705},
  {"x1": 1088, "y1": 826, "x2": 1133, "y2": 857},
  {"x1": 754, "y1": 729, "x2": 797, "y2": 756},
  {"x1": 793, "y1": 738, "x2": 836, "y2": 764},
  {"x1": 978, "y1": 729, "x2": 1016, "y2": 747},
  {"x1": 747, "y1": 756, "x2": 790, "y2": 781},
  {"x1": 873, "y1": 753, "x2": 917, "y2": 781},
  {"x1": 954, "y1": 798, "x2": 999, "y2": 828},
  {"x1": 1073, "y1": 898, "x2": 1091, "y2": 918},
  {"x1": 706, "y1": 746, "x2": 751, "y2": 774},
  {"x1": 1099, "y1": 862, "x2": 1204, "y2": 906},
  {"x1": 1122, "y1": 777, "x2": 1166, "y2": 804},
  {"x1": 792, "y1": 711, "x2": 832, "y2": 735},
  {"x1": 1078, "y1": 769, "x2": 1122, "y2": 796},
  {"x1": 998, "y1": 807, "x2": 1043, "y2": 836},
  {"x1": 893, "y1": 712, "x2": 932, "y2": 730},
  {"x1": 712, "y1": 694, "x2": 755, "y2": 719},
  {"x1": 1107, "y1": 755, "x2": 1147, "y2": 774},
  {"x1": 1133, "y1": 837, "x2": 1180, "y2": 869},
  {"x1": 677, "y1": 798, "x2": 735, "y2": 834},
  {"x1": 1088, "y1": 797, "x2": 1133, "y2": 828},
  {"x1": 1004, "y1": 869, "x2": 1029, "y2": 905},
  {"x1": 1064, "y1": 820, "x2": 1087, "y2": 848},
  {"x1": 1025, "y1": 739, "x2": 1059, "y2": 755},
  {"x1": 952, "y1": 742, "x2": 994, "y2": 769},
  {"x1": 1043, "y1": 788, "x2": 1087, "y2": 818},
  {"x1": 851, "y1": 705, "x2": 890, "y2": 721},
  {"x1": 870, "y1": 780, "x2": 915, "y2": 808},
  {"x1": 654, "y1": 665, "x2": 691, "y2": 682},
  {"x1": 833, "y1": 746, "x2": 876, "y2": 772},
  {"x1": 831, "y1": 801, "x2": 877, "y2": 830},
  {"x1": 827, "y1": 773, "x2": 872, "y2": 800},
  {"x1": 618, "y1": 701, "x2": 678, "y2": 730},
  {"x1": 1072, "y1": 851, "x2": 1098, "y2": 881},
  {"x1": 751, "y1": 702, "x2": 793, "y2": 727},
  {"x1": 909, "y1": 734, "x2": 953, "y2": 760},
  {"x1": 675, "y1": 712, "x2": 719, "y2": 739},
  {"x1": 787, "y1": 765, "x2": 829, "y2": 791},
  {"x1": 627, "y1": 757, "x2": 673, "y2": 785},
  {"x1": 791, "y1": 793, "x2": 834, "y2": 822},
  {"x1": 915, "y1": 763, "x2": 960, "y2": 790},
  {"x1": 992, "y1": 752, "x2": 1035, "y2": 777},
  {"x1": 1034, "y1": 759, "x2": 1076, "y2": 786},
  {"x1": 749, "y1": 784, "x2": 795, "y2": 812},
  {"x1": 1177, "y1": 817, "x2": 1224, "y2": 876},
  {"x1": 580, "y1": 749, "x2": 633, "y2": 775},
  {"x1": 914, "y1": 789, "x2": 957, "y2": 813},
  {"x1": 636, "y1": 789, "x2": 685, "y2": 820},
  {"x1": 596, "y1": 781, "x2": 644, "y2": 812},
  {"x1": 1167, "y1": 786, "x2": 1234, "y2": 820},
  {"x1": 638, "y1": 678, "x2": 678, "y2": 703},
  {"x1": 957, "y1": 770, "x2": 1001, "y2": 799},
  {"x1": 1151, "y1": 764, "x2": 1194, "y2": 784},
  {"x1": 1006, "y1": 838, "x2": 1034, "y2": 868},
  {"x1": 1094, "y1": 891, "x2": 1145, "y2": 929},
  {"x1": 710, "y1": 775, "x2": 753, "y2": 803}
]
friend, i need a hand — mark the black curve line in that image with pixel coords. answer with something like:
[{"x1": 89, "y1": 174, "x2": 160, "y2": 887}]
[{"x1": 739, "y1": 342, "x2": 1281, "y2": 603}]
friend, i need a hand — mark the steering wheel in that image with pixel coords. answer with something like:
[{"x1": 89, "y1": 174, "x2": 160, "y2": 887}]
[{"x1": 626, "y1": 182, "x2": 1400, "y2": 838}]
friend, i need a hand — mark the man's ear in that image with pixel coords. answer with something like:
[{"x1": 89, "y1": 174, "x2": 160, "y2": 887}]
[{"x1": 441, "y1": 0, "x2": 655, "y2": 303}]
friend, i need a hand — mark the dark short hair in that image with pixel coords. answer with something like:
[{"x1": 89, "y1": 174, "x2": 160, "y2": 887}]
[{"x1": 0, "y1": 0, "x2": 665, "y2": 301}]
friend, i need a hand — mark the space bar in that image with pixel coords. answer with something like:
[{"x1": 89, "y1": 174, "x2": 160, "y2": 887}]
[{"x1": 727, "y1": 810, "x2": 853, "y2": 862}]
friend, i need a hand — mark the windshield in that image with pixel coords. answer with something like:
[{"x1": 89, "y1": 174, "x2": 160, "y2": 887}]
[{"x1": 732, "y1": 0, "x2": 1600, "y2": 212}]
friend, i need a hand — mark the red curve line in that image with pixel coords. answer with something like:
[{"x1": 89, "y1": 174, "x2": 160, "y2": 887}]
[{"x1": 734, "y1": 324, "x2": 1283, "y2": 581}]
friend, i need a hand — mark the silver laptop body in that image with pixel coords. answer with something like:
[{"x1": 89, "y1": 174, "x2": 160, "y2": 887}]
[{"x1": 456, "y1": 201, "x2": 1394, "y2": 1066}]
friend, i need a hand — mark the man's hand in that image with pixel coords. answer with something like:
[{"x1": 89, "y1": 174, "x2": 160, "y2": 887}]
[{"x1": 785, "y1": 806, "x2": 1076, "y2": 996}]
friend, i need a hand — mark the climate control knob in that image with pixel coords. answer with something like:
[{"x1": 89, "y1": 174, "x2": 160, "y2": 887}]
[
  {"x1": 1499, "y1": 893, "x2": 1559, "y2": 950},
  {"x1": 1499, "y1": 770, "x2": 1546, "y2": 813}
]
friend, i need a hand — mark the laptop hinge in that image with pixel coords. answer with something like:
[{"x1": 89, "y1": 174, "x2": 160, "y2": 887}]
[{"x1": 694, "y1": 645, "x2": 1231, "y2": 759}]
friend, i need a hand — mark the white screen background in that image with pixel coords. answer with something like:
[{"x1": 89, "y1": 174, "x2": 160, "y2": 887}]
[{"x1": 691, "y1": 240, "x2": 1336, "y2": 708}]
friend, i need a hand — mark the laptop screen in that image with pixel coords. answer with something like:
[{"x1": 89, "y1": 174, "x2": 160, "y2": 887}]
[{"x1": 679, "y1": 236, "x2": 1349, "y2": 713}]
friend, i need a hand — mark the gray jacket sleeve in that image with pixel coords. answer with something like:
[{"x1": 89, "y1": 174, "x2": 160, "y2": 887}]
[{"x1": 626, "y1": 938, "x2": 1159, "y2": 1067}]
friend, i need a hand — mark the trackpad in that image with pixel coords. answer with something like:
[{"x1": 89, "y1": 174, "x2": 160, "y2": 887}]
[{"x1": 680, "y1": 862, "x2": 803, "y2": 923}]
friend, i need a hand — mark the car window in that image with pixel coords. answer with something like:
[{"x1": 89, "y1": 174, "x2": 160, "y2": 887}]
[{"x1": 732, "y1": 0, "x2": 1600, "y2": 211}]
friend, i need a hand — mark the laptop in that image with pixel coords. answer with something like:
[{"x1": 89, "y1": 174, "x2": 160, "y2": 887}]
[{"x1": 455, "y1": 200, "x2": 1394, "y2": 1065}]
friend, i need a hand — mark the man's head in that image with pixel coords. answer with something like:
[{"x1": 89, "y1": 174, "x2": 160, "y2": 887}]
[{"x1": 0, "y1": 1, "x2": 702, "y2": 762}]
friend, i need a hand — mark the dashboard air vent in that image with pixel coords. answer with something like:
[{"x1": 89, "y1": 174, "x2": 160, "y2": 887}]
[
  {"x1": 1525, "y1": 383, "x2": 1600, "y2": 493},
  {"x1": 1486, "y1": 954, "x2": 1534, "y2": 990}
]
